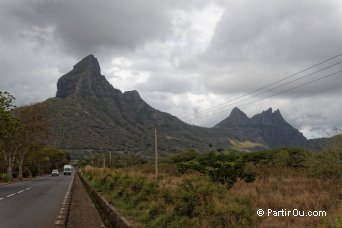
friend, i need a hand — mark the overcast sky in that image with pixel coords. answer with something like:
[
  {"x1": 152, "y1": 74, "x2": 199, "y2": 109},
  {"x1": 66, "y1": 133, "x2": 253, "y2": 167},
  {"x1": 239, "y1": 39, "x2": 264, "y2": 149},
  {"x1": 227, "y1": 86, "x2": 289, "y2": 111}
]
[{"x1": 1, "y1": 0, "x2": 341, "y2": 139}]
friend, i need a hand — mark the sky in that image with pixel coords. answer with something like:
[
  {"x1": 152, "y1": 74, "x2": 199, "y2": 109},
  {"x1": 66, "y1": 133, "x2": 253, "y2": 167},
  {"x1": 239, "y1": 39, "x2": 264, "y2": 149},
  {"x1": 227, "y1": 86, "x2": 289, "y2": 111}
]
[{"x1": 0, "y1": 0, "x2": 342, "y2": 139}]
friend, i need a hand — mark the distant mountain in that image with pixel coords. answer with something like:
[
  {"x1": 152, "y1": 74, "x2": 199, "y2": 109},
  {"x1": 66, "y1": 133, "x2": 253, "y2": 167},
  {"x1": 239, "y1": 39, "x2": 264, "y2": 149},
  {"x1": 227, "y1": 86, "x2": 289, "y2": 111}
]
[
  {"x1": 307, "y1": 134, "x2": 342, "y2": 151},
  {"x1": 214, "y1": 107, "x2": 307, "y2": 148},
  {"x1": 27, "y1": 55, "x2": 317, "y2": 158}
]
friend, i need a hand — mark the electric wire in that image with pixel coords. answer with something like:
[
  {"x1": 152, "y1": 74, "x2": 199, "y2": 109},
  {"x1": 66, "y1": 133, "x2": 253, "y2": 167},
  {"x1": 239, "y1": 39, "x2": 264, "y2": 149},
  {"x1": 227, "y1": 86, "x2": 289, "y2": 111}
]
[
  {"x1": 186, "y1": 70, "x2": 342, "y2": 123},
  {"x1": 184, "y1": 62, "x2": 341, "y2": 121},
  {"x1": 178, "y1": 53, "x2": 342, "y2": 120}
]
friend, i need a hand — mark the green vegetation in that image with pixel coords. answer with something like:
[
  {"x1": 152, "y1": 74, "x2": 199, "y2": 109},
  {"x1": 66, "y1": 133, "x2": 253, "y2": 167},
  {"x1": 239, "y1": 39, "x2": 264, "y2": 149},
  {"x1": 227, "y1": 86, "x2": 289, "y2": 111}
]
[
  {"x1": 0, "y1": 91, "x2": 69, "y2": 181},
  {"x1": 82, "y1": 167, "x2": 254, "y2": 227},
  {"x1": 176, "y1": 151, "x2": 256, "y2": 188},
  {"x1": 81, "y1": 147, "x2": 341, "y2": 227},
  {"x1": 0, "y1": 173, "x2": 11, "y2": 182},
  {"x1": 25, "y1": 146, "x2": 70, "y2": 177}
]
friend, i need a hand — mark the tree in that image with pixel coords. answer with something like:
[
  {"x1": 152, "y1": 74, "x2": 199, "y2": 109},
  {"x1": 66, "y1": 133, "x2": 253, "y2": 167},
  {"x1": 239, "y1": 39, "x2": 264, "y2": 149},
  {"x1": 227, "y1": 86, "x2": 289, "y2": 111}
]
[
  {"x1": 306, "y1": 135, "x2": 342, "y2": 179},
  {"x1": 0, "y1": 91, "x2": 20, "y2": 180},
  {"x1": 26, "y1": 146, "x2": 69, "y2": 176},
  {"x1": 15, "y1": 104, "x2": 47, "y2": 180}
]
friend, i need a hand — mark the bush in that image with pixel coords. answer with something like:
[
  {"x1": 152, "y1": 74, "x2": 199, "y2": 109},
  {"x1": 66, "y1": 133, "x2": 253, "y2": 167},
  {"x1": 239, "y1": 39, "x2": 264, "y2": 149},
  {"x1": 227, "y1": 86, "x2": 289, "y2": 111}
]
[
  {"x1": 175, "y1": 179, "x2": 200, "y2": 217},
  {"x1": 306, "y1": 149, "x2": 342, "y2": 179},
  {"x1": 0, "y1": 173, "x2": 11, "y2": 182},
  {"x1": 169, "y1": 149, "x2": 199, "y2": 163},
  {"x1": 176, "y1": 151, "x2": 256, "y2": 188}
]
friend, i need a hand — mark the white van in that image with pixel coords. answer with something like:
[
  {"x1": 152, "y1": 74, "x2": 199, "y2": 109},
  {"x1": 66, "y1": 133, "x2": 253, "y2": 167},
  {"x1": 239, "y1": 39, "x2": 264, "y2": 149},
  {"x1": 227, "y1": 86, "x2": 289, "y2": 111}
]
[{"x1": 63, "y1": 165, "x2": 72, "y2": 175}]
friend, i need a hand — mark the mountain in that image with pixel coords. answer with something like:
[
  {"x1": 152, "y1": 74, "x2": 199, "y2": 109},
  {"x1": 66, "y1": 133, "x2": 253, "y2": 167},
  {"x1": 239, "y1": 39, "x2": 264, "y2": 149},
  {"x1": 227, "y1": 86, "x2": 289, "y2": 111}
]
[
  {"x1": 214, "y1": 107, "x2": 307, "y2": 148},
  {"x1": 215, "y1": 107, "x2": 249, "y2": 127},
  {"x1": 307, "y1": 134, "x2": 342, "y2": 151},
  {"x1": 41, "y1": 55, "x2": 224, "y2": 157},
  {"x1": 29, "y1": 54, "x2": 312, "y2": 158}
]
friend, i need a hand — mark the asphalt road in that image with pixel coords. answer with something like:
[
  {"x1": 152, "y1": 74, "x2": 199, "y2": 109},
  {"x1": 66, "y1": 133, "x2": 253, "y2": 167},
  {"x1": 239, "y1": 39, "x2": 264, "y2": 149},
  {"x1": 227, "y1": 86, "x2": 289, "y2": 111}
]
[{"x1": 0, "y1": 171, "x2": 74, "y2": 228}]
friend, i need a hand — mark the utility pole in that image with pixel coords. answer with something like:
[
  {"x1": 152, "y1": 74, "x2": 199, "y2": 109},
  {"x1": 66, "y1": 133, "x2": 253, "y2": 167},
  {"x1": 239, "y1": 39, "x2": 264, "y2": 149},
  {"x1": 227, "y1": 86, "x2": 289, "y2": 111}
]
[
  {"x1": 109, "y1": 152, "x2": 112, "y2": 169},
  {"x1": 154, "y1": 126, "x2": 158, "y2": 181}
]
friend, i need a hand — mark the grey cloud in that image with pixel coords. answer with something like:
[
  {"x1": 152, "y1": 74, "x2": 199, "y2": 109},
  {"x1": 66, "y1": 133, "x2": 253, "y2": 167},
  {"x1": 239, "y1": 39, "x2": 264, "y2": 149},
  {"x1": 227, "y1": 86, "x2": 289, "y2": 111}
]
[
  {"x1": 1, "y1": 0, "x2": 342, "y2": 139},
  {"x1": 202, "y1": 66, "x2": 342, "y2": 97},
  {"x1": 208, "y1": 0, "x2": 342, "y2": 64},
  {"x1": 137, "y1": 74, "x2": 192, "y2": 94},
  {"x1": 2, "y1": 0, "x2": 210, "y2": 59},
  {"x1": 190, "y1": 0, "x2": 342, "y2": 97},
  {"x1": 4, "y1": 0, "x2": 172, "y2": 57}
]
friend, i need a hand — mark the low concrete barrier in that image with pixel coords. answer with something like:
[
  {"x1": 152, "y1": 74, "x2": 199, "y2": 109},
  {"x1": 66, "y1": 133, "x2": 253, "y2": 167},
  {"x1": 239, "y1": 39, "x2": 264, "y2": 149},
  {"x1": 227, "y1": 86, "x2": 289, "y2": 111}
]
[{"x1": 78, "y1": 172, "x2": 134, "y2": 228}]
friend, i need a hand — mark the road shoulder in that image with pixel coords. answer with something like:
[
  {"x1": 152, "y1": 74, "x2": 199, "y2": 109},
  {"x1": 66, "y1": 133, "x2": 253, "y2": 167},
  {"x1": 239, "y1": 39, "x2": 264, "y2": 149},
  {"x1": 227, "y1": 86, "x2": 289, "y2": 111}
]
[{"x1": 66, "y1": 172, "x2": 105, "y2": 228}]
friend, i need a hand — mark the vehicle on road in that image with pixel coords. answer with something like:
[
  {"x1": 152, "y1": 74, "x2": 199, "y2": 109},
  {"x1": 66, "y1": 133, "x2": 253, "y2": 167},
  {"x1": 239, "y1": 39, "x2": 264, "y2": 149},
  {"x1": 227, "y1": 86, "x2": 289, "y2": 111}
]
[
  {"x1": 51, "y1": 169, "x2": 59, "y2": 176},
  {"x1": 63, "y1": 165, "x2": 72, "y2": 175}
]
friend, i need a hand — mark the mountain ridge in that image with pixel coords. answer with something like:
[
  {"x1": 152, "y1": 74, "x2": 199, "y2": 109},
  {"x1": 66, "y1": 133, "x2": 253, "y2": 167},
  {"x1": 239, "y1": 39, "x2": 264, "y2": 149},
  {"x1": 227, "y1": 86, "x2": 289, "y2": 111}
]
[
  {"x1": 215, "y1": 107, "x2": 307, "y2": 148},
  {"x1": 28, "y1": 54, "x2": 324, "y2": 158}
]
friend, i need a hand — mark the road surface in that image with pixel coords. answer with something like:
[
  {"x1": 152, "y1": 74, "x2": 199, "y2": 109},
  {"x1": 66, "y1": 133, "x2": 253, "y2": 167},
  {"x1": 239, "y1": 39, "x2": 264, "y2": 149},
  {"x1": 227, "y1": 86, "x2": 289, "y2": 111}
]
[{"x1": 0, "y1": 172, "x2": 74, "y2": 228}]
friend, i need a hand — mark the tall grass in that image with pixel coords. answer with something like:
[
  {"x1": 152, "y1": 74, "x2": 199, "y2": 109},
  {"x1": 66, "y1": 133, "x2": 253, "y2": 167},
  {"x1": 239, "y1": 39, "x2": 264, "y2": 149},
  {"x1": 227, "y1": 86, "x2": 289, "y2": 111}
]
[
  {"x1": 81, "y1": 163, "x2": 341, "y2": 227},
  {"x1": 82, "y1": 166, "x2": 254, "y2": 227}
]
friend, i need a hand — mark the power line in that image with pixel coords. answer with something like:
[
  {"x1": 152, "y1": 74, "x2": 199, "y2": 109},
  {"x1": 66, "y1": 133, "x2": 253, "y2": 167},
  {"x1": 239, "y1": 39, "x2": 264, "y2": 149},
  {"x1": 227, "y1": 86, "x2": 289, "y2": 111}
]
[
  {"x1": 184, "y1": 62, "x2": 341, "y2": 121},
  {"x1": 186, "y1": 70, "x2": 342, "y2": 123},
  {"x1": 179, "y1": 53, "x2": 342, "y2": 119}
]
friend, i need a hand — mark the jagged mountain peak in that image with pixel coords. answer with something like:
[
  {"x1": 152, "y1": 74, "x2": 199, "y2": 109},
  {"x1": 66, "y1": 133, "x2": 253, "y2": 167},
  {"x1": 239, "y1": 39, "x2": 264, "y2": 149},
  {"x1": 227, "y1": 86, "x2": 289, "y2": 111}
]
[
  {"x1": 73, "y1": 54, "x2": 101, "y2": 74},
  {"x1": 272, "y1": 109, "x2": 283, "y2": 118},
  {"x1": 229, "y1": 107, "x2": 249, "y2": 121},
  {"x1": 214, "y1": 107, "x2": 249, "y2": 128},
  {"x1": 251, "y1": 107, "x2": 284, "y2": 125},
  {"x1": 56, "y1": 54, "x2": 116, "y2": 99},
  {"x1": 214, "y1": 107, "x2": 306, "y2": 147},
  {"x1": 264, "y1": 107, "x2": 272, "y2": 113},
  {"x1": 231, "y1": 107, "x2": 246, "y2": 116}
]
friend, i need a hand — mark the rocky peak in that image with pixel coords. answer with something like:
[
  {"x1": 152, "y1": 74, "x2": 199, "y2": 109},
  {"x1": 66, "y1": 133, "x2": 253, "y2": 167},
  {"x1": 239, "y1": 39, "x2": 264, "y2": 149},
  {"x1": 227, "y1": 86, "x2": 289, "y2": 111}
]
[
  {"x1": 122, "y1": 90, "x2": 151, "y2": 112},
  {"x1": 214, "y1": 107, "x2": 249, "y2": 128},
  {"x1": 250, "y1": 108, "x2": 273, "y2": 125},
  {"x1": 73, "y1": 54, "x2": 101, "y2": 74},
  {"x1": 262, "y1": 107, "x2": 273, "y2": 124},
  {"x1": 272, "y1": 109, "x2": 285, "y2": 122},
  {"x1": 123, "y1": 90, "x2": 141, "y2": 101},
  {"x1": 56, "y1": 54, "x2": 117, "y2": 99},
  {"x1": 229, "y1": 107, "x2": 249, "y2": 123}
]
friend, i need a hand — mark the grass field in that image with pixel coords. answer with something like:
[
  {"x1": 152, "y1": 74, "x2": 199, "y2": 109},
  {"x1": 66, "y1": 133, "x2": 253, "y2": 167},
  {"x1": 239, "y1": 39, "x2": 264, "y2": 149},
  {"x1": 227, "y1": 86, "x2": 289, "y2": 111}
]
[{"x1": 81, "y1": 149, "x2": 341, "y2": 227}]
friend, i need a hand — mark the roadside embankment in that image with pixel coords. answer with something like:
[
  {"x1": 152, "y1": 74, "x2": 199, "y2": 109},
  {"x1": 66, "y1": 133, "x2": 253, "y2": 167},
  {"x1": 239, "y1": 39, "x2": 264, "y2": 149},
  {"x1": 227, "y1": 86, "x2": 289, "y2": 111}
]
[{"x1": 77, "y1": 172, "x2": 132, "y2": 228}]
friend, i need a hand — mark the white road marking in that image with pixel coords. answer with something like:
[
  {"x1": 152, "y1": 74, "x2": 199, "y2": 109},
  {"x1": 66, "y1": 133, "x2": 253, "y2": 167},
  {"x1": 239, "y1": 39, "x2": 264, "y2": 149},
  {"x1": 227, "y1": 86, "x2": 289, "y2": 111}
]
[
  {"x1": 55, "y1": 172, "x2": 75, "y2": 227},
  {"x1": 0, "y1": 186, "x2": 34, "y2": 202}
]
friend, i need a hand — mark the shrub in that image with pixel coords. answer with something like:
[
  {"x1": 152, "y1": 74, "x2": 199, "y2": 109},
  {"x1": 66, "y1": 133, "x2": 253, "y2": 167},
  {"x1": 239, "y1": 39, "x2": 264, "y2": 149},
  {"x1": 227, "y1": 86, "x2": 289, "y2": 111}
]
[
  {"x1": 177, "y1": 151, "x2": 256, "y2": 188},
  {"x1": 175, "y1": 179, "x2": 199, "y2": 217},
  {"x1": 0, "y1": 173, "x2": 10, "y2": 182},
  {"x1": 170, "y1": 149, "x2": 199, "y2": 163},
  {"x1": 306, "y1": 149, "x2": 342, "y2": 179}
]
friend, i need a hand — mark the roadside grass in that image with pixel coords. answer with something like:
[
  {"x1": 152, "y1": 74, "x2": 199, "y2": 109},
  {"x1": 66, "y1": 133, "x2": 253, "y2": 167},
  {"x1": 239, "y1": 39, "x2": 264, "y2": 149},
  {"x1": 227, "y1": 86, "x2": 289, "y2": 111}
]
[
  {"x1": 80, "y1": 147, "x2": 342, "y2": 227},
  {"x1": 232, "y1": 166, "x2": 341, "y2": 227},
  {"x1": 81, "y1": 162, "x2": 341, "y2": 227}
]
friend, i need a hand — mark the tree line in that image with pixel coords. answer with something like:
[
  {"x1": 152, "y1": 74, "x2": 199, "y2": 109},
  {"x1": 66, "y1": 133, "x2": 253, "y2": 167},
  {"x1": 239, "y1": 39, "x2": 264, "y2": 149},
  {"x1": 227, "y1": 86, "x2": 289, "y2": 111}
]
[{"x1": 0, "y1": 91, "x2": 69, "y2": 181}]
